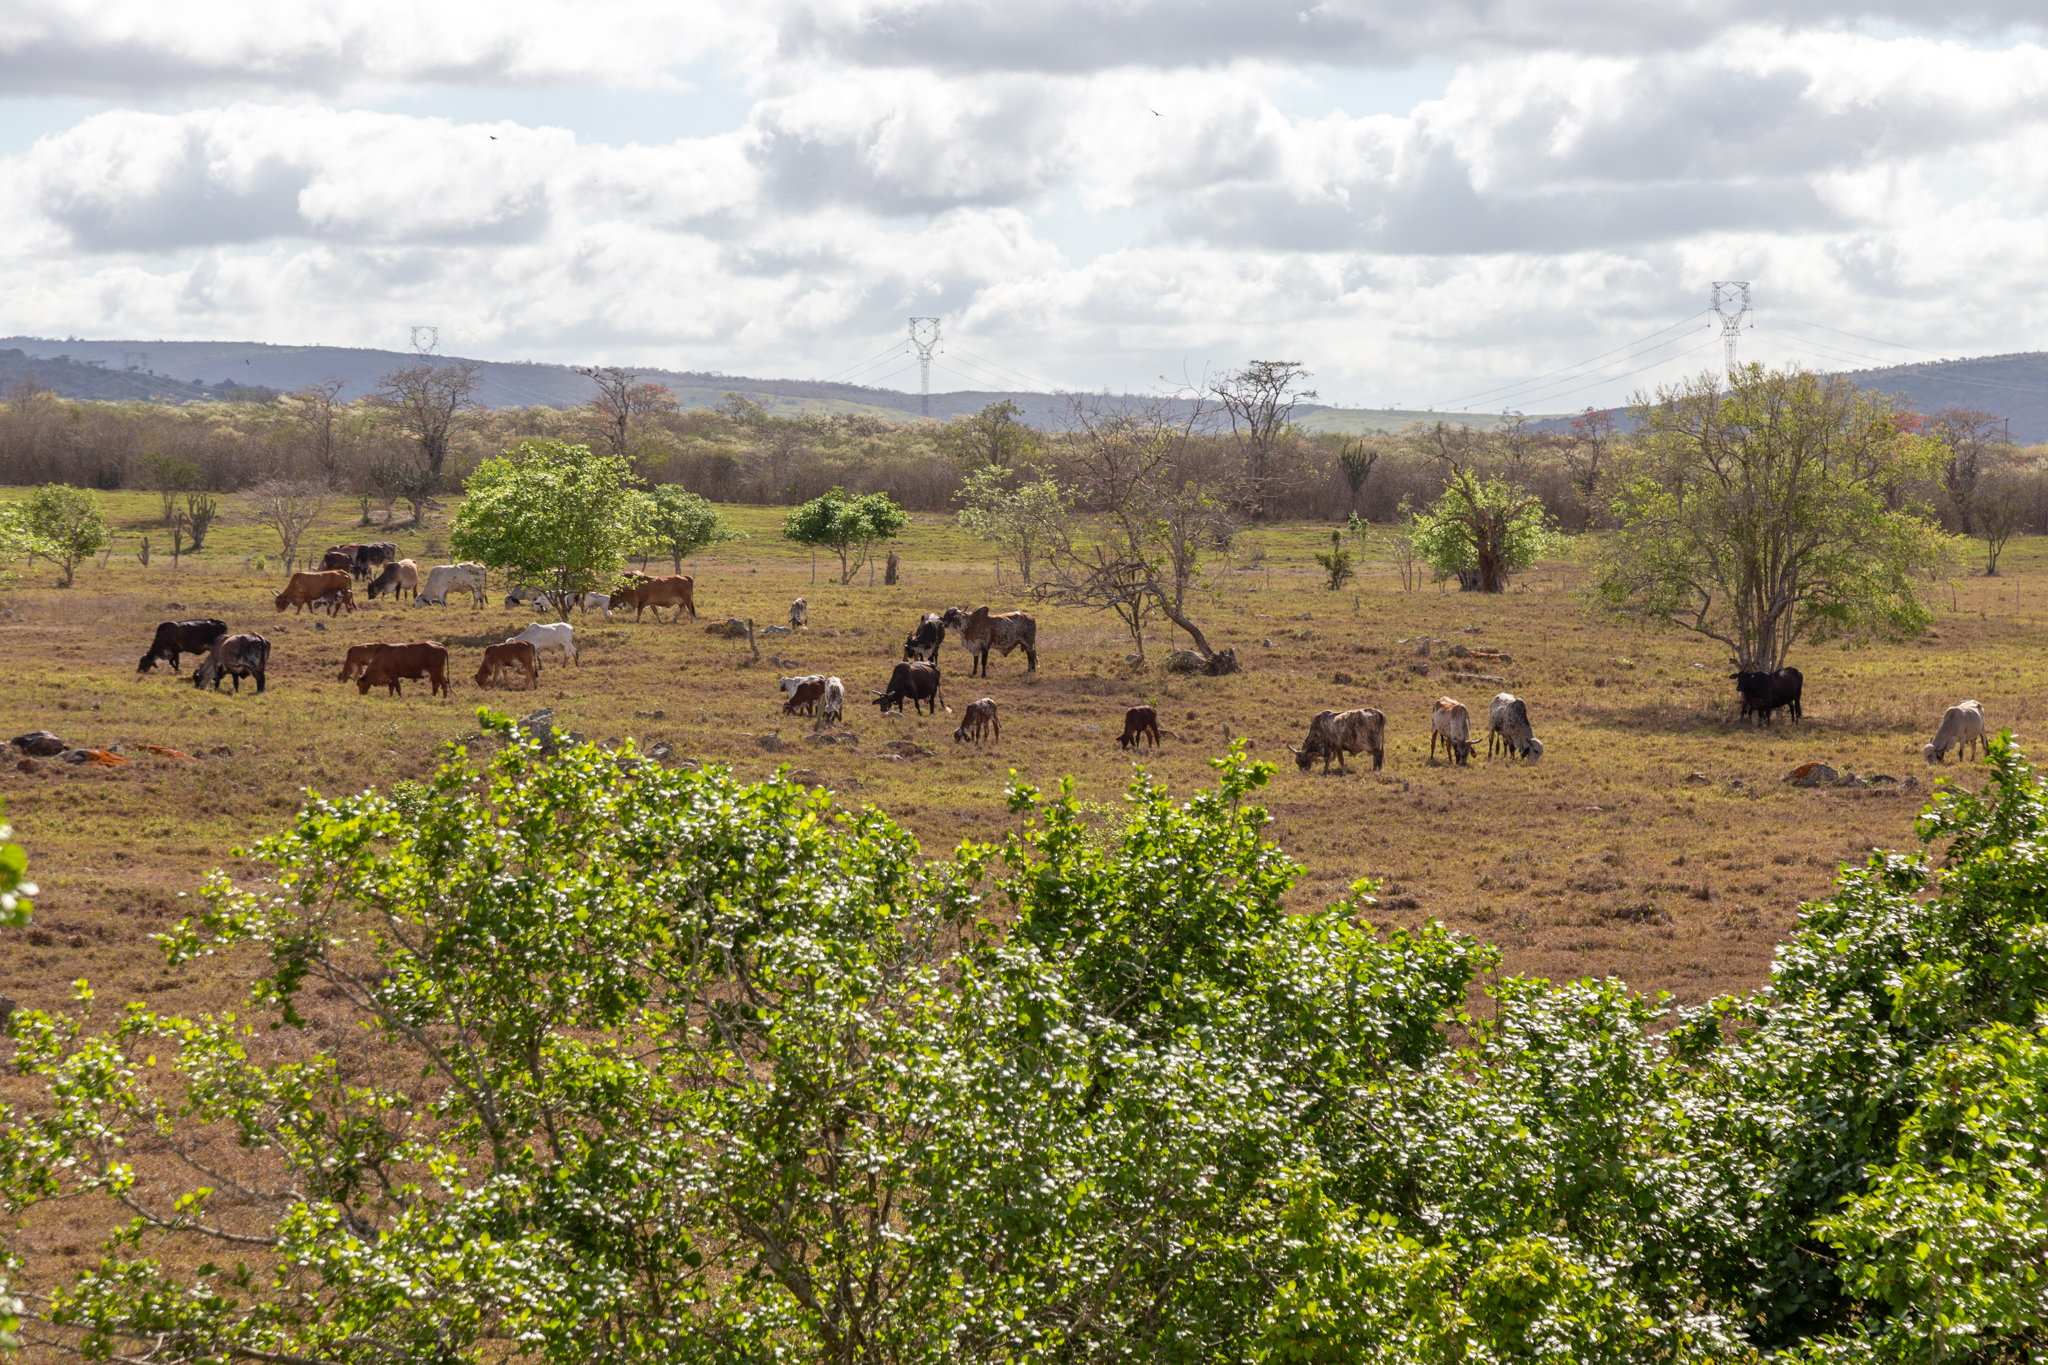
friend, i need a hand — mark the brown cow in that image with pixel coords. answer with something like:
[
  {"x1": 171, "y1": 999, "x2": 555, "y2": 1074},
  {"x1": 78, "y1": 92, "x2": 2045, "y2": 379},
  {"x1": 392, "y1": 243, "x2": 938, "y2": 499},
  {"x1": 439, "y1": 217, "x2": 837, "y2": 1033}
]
[
  {"x1": 321, "y1": 545, "x2": 361, "y2": 575},
  {"x1": 941, "y1": 605, "x2": 1037, "y2": 677},
  {"x1": 475, "y1": 640, "x2": 539, "y2": 690},
  {"x1": 954, "y1": 697, "x2": 1000, "y2": 744},
  {"x1": 338, "y1": 643, "x2": 384, "y2": 681},
  {"x1": 276, "y1": 569, "x2": 354, "y2": 614},
  {"x1": 1291, "y1": 708, "x2": 1385, "y2": 774},
  {"x1": 356, "y1": 642, "x2": 450, "y2": 698},
  {"x1": 779, "y1": 675, "x2": 827, "y2": 715},
  {"x1": 1118, "y1": 705, "x2": 1163, "y2": 750},
  {"x1": 615, "y1": 574, "x2": 696, "y2": 622}
]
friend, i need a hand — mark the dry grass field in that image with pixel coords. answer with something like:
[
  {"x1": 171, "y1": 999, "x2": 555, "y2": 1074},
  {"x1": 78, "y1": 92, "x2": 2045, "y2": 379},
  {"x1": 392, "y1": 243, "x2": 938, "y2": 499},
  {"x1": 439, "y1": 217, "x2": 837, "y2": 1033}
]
[{"x1": 1, "y1": 487, "x2": 2041, "y2": 1041}]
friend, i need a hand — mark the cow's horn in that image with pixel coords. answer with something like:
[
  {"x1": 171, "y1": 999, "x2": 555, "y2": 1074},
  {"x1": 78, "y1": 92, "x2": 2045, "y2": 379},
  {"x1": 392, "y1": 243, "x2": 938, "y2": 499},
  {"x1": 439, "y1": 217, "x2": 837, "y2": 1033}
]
[{"x1": 869, "y1": 690, "x2": 885, "y2": 696}]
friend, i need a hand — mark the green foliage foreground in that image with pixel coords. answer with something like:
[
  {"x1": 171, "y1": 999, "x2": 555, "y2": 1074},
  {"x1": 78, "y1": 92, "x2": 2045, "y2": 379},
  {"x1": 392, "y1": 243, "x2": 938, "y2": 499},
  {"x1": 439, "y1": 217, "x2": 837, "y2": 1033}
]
[{"x1": 4, "y1": 726, "x2": 2048, "y2": 1362}]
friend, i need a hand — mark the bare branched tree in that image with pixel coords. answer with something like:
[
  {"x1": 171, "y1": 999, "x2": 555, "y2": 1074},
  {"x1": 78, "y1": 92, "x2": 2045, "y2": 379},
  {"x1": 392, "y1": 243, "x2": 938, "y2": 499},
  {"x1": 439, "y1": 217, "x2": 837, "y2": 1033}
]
[
  {"x1": 1926, "y1": 407, "x2": 2004, "y2": 534},
  {"x1": 577, "y1": 366, "x2": 679, "y2": 457},
  {"x1": 292, "y1": 377, "x2": 348, "y2": 476},
  {"x1": 1973, "y1": 457, "x2": 2031, "y2": 577},
  {"x1": 375, "y1": 360, "x2": 482, "y2": 479},
  {"x1": 237, "y1": 479, "x2": 330, "y2": 572},
  {"x1": 1039, "y1": 398, "x2": 1235, "y2": 660},
  {"x1": 1208, "y1": 360, "x2": 1315, "y2": 520}
]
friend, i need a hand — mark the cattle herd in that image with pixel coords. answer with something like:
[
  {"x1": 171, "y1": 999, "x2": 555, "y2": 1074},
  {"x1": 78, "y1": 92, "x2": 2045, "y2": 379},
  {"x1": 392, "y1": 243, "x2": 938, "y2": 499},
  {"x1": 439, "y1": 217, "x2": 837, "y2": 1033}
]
[{"x1": 128, "y1": 546, "x2": 2000, "y2": 776}]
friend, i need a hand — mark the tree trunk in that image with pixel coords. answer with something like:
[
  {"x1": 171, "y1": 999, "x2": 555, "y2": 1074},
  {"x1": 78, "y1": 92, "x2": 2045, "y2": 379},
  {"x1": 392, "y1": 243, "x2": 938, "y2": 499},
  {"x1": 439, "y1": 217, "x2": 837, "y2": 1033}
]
[{"x1": 1158, "y1": 598, "x2": 1215, "y2": 656}]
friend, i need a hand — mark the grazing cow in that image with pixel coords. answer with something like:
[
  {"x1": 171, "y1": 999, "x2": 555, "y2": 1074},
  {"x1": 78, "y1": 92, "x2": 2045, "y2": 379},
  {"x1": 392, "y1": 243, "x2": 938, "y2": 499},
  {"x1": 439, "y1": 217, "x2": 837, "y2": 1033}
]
[
  {"x1": 508, "y1": 621, "x2": 578, "y2": 666},
  {"x1": 903, "y1": 612, "x2": 945, "y2": 662},
  {"x1": 1118, "y1": 705, "x2": 1163, "y2": 750},
  {"x1": 314, "y1": 586, "x2": 357, "y2": 618},
  {"x1": 614, "y1": 574, "x2": 696, "y2": 622},
  {"x1": 871, "y1": 661, "x2": 945, "y2": 716},
  {"x1": 353, "y1": 542, "x2": 398, "y2": 580},
  {"x1": 475, "y1": 640, "x2": 540, "y2": 691},
  {"x1": 356, "y1": 642, "x2": 450, "y2": 698},
  {"x1": 1487, "y1": 693, "x2": 1543, "y2": 762},
  {"x1": 1291, "y1": 708, "x2": 1386, "y2": 773},
  {"x1": 1730, "y1": 666, "x2": 1804, "y2": 726},
  {"x1": 1924, "y1": 700, "x2": 1987, "y2": 763},
  {"x1": 1431, "y1": 697, "x2": 1475, "y2": 766},
  {"x1": 579, "y1": 592, "x2": 613, "y2": 619},
  {"x1": 321, "y1": 545, "x2": 360, "y2": 575},
  {"x1": 954, "y1": 697, "x2": 1000, "y2": 745},
  {"x1": 192, "y1": 633, "x2": 270, "y2": 694},
  {"x1": 367, "y1": 559, "x2": 419, "y2": 602},
  {"x1": 941, "y1": 605, "x2": 1038, "y2": 677},
  {"x1": 338, "y1": 643, "x2": 384, "y2": 682},
  {"x1": 790, "y1": 598, "x2": 808, "y2": 630},
  {"x1": 819, "y1": 676, "x2": 845, "y2": 723},
  {"x1": 779, "y1": 674, "x2": 827, "y2": 715},
  {"x1": 416, "y1": 563, "x2": 488, "y2": 609},
  {"x1": 137, "y1": 618, "x2": 226, "y2": 674},
  {"x1": 276, "y1": 569, "x2": 354, "y2": 615}
]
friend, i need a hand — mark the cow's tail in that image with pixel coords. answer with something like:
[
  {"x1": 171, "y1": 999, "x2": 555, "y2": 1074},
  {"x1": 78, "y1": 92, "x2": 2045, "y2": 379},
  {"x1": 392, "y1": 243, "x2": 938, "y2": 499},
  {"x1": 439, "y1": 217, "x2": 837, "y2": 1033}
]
[{"x1": 1155, "y1": 727, "x2": 1180, "y2": 742}]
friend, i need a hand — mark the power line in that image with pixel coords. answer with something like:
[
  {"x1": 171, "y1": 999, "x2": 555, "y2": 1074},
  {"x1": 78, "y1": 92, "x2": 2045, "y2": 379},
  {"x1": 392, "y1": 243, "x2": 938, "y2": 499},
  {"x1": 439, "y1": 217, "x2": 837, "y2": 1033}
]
[
  {"x1": 1430, "y1": 309, "x2": 1710, "y2": 410},
  {"x1": 943, "y1": 341, "x2": 1062, "y2": 393},
  {"x1": 1778, "y1": 316, "x2": 1950, "y2": 359},
  {"x1": 1504, "y1": 336, "x2": 1724, "y2": 411},
  {"x1": 1711, "y1": 282, "x2": 1752, "y2": 371},
  {"x1": 824, "y1": 343, "x2": 910, "y2": 383}
]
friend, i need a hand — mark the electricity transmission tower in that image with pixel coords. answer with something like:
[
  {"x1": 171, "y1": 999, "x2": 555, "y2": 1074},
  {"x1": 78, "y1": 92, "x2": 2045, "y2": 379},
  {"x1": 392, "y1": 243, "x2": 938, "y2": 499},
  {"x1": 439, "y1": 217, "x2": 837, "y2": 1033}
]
[
  {"x1": 409, "y1": 326, "x2": 440, "y2": 357},
  {"x1": 1711, "y1": 283, "x2": 1751, "y2": 372},
  {"x1": 907, "y1": 317, "x2": 941, "y2": 416}
]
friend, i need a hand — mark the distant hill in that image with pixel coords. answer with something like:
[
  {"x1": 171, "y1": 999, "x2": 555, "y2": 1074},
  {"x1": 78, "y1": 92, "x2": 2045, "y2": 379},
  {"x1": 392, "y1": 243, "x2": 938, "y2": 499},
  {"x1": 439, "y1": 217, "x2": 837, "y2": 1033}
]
[{"x1": 0, "y1": 336, "x2": 1557, "y2": 433}]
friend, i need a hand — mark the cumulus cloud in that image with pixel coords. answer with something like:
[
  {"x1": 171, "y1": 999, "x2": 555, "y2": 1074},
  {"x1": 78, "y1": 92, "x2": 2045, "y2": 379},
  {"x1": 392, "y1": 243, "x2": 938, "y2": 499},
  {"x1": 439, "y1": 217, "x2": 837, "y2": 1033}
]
[{"x1": 8, "y1": 6, "x2": 2048, "y2": 407}]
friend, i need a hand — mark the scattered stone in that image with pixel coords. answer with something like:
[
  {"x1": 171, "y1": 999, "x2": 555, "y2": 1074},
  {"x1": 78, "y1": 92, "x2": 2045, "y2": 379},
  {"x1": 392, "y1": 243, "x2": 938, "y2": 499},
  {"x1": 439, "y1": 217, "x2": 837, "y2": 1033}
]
[
  {"x1": 1786, "y1": 762, "x2": 1839, "y2": 788},
  {"x1": 1164, "y1": 647, "x2": 1241, "y2": 676},
  {"x1": 1685, "y1": 772, "x2": 1712, "y2": 785},
  {"x1": 634, "y1": 709, "x2": 666, "y2": 719},
  {"x1": 314, "y1": 620, "x2": 327, "y2": 631},
  {"x1": 705, "y1": 618, "x2": 750, "y2": 639},
  {"x1": 59, "y1": 748, "x2": 129, "y2": 768},
  {"x1": 1293, "y1": 612, "x2": 1312, "y2": 620},
  {"x1": 519, "y1": 708, "x2": 557, "y2": 749},
  {"x1": 786, "y1": 769, "x2": 826, "y2": 788},
  {"x1": 1900, "y1": 775, "x2": 1920, "y2": 791},
  {"x1": 15, "y1": 759, "x2": 41, "y2": 774},
  {"x1": 1449, "y1": 644, "x2": 1470, "y2": 657},
  {"x1": 1462, "y1": 625, "x2": 1480, "y2": 633},
  {"x1": 11, "y1": 731, "x2": 65, "y2": 756},
  {"x1": 846, "y1": 628, "x2": 867, "y2": 637},
  {"x1": 648, "y1": 741, "x2": 674, "y2": 761},
  {"x1": 758, "y1": 733, "x2": 785, "y2": 752},
  {"x1": 1332, "y1": 671, "x2": 1355, "y2": 685},
  {"x1": 878, "y1": 739, "x2": 935, "y2": 759},
  {"x1": 132, "y1": 744, "x2": 196, "y2": 762},
  {"x1": 1414, "y1": 642, "x2": 1431, "y2": 657},
  {"x1": 761, "y1": 625, "x2": 791, "y2": 635},
  {"x1": 808, "y1": 730, "x2": 859, "y2": 747},
  {"x1": 1408, "y1": 663, "x2": 1430, "y2": 676},
  {"x1": 1865, "y1": 774, "x2": 1899, "y2": 786},
  {"x1": 1449, "y1": 671, "x2": 1507, "y2": 684},
  {"x1": 1126, "y1": 653, "x2": 1142, "y2": 664},
  {"x1": 1835, "y1": 771, "x2": 1865, "y2": 788},
  {"x1": 1293, "y1": 628, "x2": 1314, "y2": 641}
]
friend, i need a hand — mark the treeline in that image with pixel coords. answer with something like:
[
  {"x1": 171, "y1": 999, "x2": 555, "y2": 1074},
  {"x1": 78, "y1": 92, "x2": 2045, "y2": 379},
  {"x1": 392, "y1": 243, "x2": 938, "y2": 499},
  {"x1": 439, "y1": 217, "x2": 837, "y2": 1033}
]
[{"x1": 2, "y1": 366, "x2": 2045, "y2": 537}]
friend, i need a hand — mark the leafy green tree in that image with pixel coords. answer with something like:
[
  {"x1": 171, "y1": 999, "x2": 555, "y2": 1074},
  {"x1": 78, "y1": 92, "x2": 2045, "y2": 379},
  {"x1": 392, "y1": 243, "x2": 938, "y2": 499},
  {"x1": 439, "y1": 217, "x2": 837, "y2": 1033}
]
[
  {"x1": 782, "y1": 487, "x2": 909, "y2": 585},
  {"x1": 23, "y1": 484, "x2": 110, "y2": 587},
  {"x1": 643, "y1": 485, "x2": 745, "y2": 572},
  {"x1": 1409, "y1": 467, "x2": 1552, "y2": 592},
  {"x1": 452, "y1": 440, "x2": 650, "y2": 618},
  {"x1": 0, "y1": 504, "x2": 53, "y2": 587},
  {"x1": 1597, "y1": 365, "x2": 1954, "y2": 671},
  {"x1": 954, "y1": 464, "x2": 1069, "y2": 586},
  {"x1": 938, "y1": 400, "x2": 1039, "y2": 470}
]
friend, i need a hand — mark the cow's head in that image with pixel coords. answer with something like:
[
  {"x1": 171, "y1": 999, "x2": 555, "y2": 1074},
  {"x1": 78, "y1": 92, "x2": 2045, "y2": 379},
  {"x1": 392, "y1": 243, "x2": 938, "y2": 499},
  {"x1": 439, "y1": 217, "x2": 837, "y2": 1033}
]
[
  {"x1": 870, "y1": 690, "x2": 902, "y2": 714},
  {"x1": 1289, "y1": 743, "x2": 1315, "y2": 771}
]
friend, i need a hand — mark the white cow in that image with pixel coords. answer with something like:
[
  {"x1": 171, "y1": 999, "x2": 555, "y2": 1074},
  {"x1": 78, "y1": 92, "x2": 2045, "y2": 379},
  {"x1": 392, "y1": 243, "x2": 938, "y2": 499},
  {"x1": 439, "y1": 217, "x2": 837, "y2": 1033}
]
[
  {"x1": 510, "y1": 621, "x2": 579, "y2": 666},
  {"x1": 580, "y1": 592, "x2": 613, "y2": 619},
  {"x1": 820, "y1": 675, "x2": 844, "y2": 723},
  {"x1": 1924, "y1": 700, "x2": 1987, "y2": 763},
  {"x1": 418, "y1": 562, "x2": 488, "y2": 609},
  {"x1": 790, "y1": 597, "x2": 809, "y2": 630}
]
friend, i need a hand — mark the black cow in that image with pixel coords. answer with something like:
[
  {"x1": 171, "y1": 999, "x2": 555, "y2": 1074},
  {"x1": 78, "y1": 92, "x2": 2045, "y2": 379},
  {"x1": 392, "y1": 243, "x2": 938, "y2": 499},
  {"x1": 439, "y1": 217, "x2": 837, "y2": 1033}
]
[
  {"x1": 871, "y1": 661, "x2": 944, "y2": 715},
  {"x1": 1731, "y1": 666, "x2": 1803, "y2": 725},
  {"x1": 902, "y1": 612, "x2": 944, "y2": 662},
  {"x1": 137, "y1": 618, "x2": 227, "y2": 674},
  {"x1": 193, "y1": 634, "x2": 271, "y2": 694},
  {"x1": 353, "y1": 542, "x2": 398, "y2": 580}
]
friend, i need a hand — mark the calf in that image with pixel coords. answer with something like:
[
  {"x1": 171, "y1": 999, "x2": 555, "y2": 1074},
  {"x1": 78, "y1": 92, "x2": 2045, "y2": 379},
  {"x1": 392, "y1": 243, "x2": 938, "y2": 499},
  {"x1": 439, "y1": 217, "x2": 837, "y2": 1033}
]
[
  {"x1": 314, "y1": 586, "x2": 357, "y2": 618},
  {"x1": 508, "y1": 621, "x2": 578, "y2": 666},
  {"x1": 941, "y1": 605, "x2": 1038, "y2": 677},
  {"x1": 320, "y1": 545, "x2": 360, "y2": 575},
  {"x1": 871, "y1": 661, "x2": 945, "y2": 716},
  {"x1": 1118, "y1": 706, "x2": 1163, "y2": 750},
  {"x1": 1292, "y1": 707, "x2": 1385, "y2": 773},
  {"x1": 356, "y1": 642, "x2": 450, "y2": 698},
  {"x1": 614, "y1": 574, "x2": 696, "y2": 622},
  {"x1": 192, "y1": 633, "x2": 270, "y2": 694},
  {"x1": 1730, "y1": 666, "x2": 1804, "y2": 726},
  {"x1": 903, "y1": 612, "x2": 944, "y2": 662},
  {"x1": 276, "y1": 569, "x2": 353, "y2": 614},
  {"x1": 1431, "y1": 697, "x2": 1475, "y2": 766},
  {"x1": 579, "y1": 592, "x2": 613, "y2": 619},
  {"x1": 1487, "y1": 692, "x2": 1543, "y2": 761},
  {"x1": 954, "y1": 697, "x2": 1000, "y2": 745},
  {"x1": 367, "y1": 559, "x2": 419, "y2": 602},
  {"x1": 1924, "y1": 700, "x2": 1987, "y2": 763},
  {"x1": 137, "y1": 618, "x2": 227, "y2": 674},
  {"x1": 779, "y1": 674, "x2": 827, "y2": 716},
  {"x1": 475, "y1": 640, "x2": 540, "y2": 691},
  {"x1": 790, "y1": 597, "x2": 808, "y2": 630}
]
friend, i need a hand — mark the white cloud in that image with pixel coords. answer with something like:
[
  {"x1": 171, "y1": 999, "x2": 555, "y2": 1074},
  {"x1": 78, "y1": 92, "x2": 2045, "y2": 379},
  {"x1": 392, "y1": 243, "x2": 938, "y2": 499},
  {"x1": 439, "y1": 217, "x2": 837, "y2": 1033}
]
[{"x1": 6, "y1": 6, "x2": 2048, "y2": 409}]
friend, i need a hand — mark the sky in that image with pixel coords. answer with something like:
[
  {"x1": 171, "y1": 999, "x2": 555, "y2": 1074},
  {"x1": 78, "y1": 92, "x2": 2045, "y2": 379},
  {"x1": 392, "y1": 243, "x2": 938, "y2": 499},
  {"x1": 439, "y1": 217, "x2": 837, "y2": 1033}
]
[{"x1": 3, "y1": 1, "x2": 2048, "y2": 412}]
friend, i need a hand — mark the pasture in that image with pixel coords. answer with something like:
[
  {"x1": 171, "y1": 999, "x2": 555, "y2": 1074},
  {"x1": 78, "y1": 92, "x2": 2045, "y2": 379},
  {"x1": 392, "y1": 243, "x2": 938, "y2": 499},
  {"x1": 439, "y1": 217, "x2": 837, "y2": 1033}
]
[{"x1": 1, "y1": 488, "x2": 2041, "y2": 1036}]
